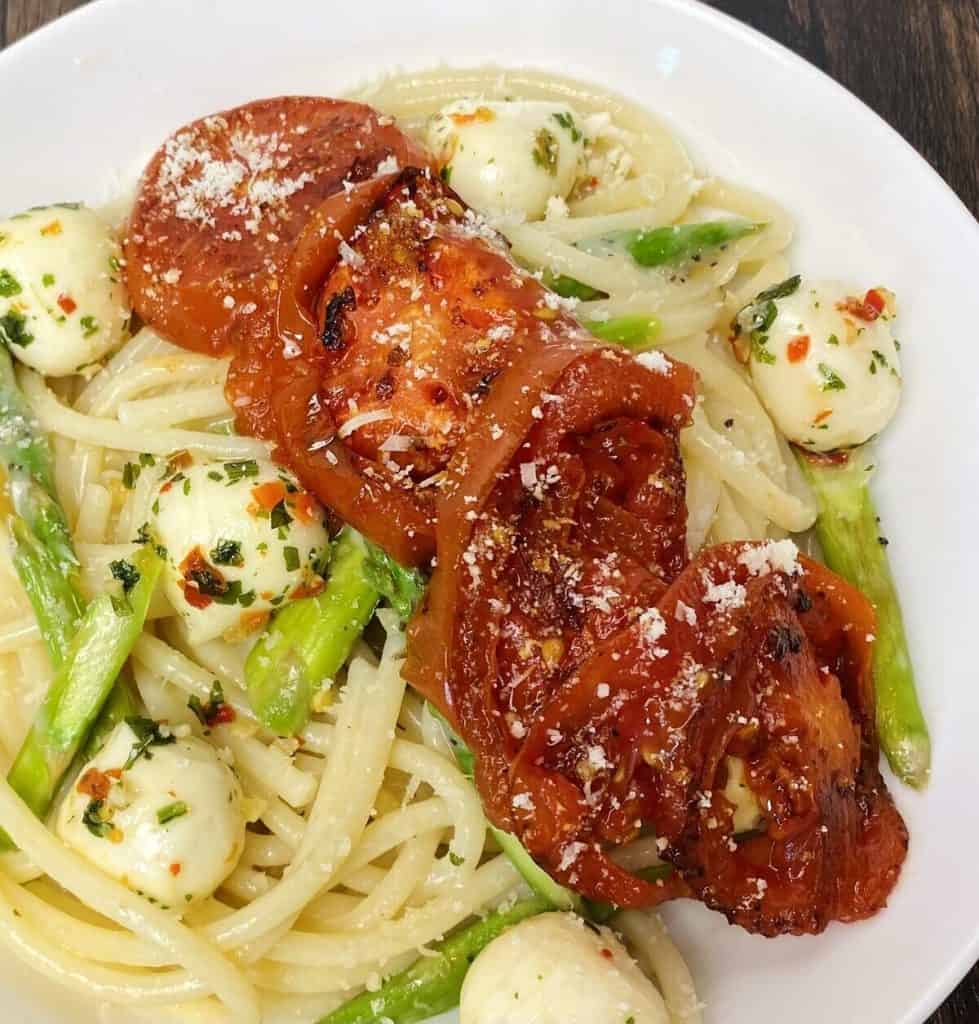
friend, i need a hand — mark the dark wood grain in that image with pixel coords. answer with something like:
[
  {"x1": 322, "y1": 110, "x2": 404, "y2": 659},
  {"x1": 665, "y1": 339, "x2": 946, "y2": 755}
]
[{"x1": 1, "y1": 0, "x2": 977, "y2": 1021}]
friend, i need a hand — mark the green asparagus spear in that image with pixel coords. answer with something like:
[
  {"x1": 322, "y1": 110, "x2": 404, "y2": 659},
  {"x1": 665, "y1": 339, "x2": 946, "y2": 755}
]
[
  {"x1": 797, "y1": 451, "x2": 930, "y2": 788},
  {"x1": 78, "y1": 669, "x2": 140, "y2": 762},
  {"x1": 0, "y1": 345, "x2": 83, "y2": 664},
  {"x1": 583, "y1": 314, "x2": 661, "y2": 349},
  {"x1": 430, "y1": 705, "x2": 582, "y2": 913},
  {"x1": 597, "y1": 219, "x2": 762, "y2": 269},
  {"x1": 10, "y1": 518, "x2": 84, "y2": 667},
  {"x1": 319, "y1": 897, "x2": 551, "y2": 1024},
  {"x1": 246, "y1": 527, "x2": 379, "y2": 735},
  {"x1": 362, "y1": 539, "x2": 427, "y2": 623},
  {"x1": 0, "y1": 547, "x2": 161, "y2": 848},
  {"x1": 541, "y1": 270, "x2": 609, "y2": 302}
]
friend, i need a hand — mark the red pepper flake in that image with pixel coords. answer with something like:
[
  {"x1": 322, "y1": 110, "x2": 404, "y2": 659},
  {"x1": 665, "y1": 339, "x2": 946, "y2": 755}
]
[
  {"x1": 786, "y1": 335, "x2": 810, "y2": 363},
  {"x1": 57, "y1": 294, "x2": 77, "y2": 314},
  {"x1": 291, "y1": 578, "x2": 326, "y2": 600},
  {"x1": 290, "y1": 491, "x2": 319, "y2": 524},
  {"x1": 169, "y1": 862, "x2": 182, "y2": 877},
  {"x1": 600, "y1": 947, "x2": 614, "y2": 960},
  {"x1": 209, "y1": 703, "x2": 236, "y2": 726},
  {"x1": 813, "y1": 409, "x2": 833, "y2": 425},
  {"x1": 179, "y1": 546, "x2": 228, "y2": 610},
  {"x1": 251, "y1": 480, "x2": 287, "y2": 510},
  {"x1": 77, "y1": 768, "x2": 113, "y2": 801},
  {"x1": 839, "y1": 289, "x2": 884, "y2": 322}
]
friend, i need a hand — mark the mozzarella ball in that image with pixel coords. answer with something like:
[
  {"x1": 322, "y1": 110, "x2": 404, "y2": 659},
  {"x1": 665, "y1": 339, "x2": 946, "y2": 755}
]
[
  {"x1": 56, "y1": 721, "x2": 246, "y2": 907},
  {"x1": 148, "y1": 458, "x2": 329, "y2": 645},
  {"x1": 426, "y1": 100, "x2": 586, "y2": 220},
  {"x1": 745, "y1": 279, "x2": 902, "y2": 452},
  {"x1": 460, "y1": 913, "x2": 665, "y2": 1024},
  {"x1": 0, "y1": 204, "x2": 129, "y2": 376}
]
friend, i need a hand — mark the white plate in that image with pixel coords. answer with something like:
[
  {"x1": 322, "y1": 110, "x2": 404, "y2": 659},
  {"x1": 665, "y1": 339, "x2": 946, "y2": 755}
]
[{"x1": 2, "y1": 1, "x2": 978, "y2": 1022}]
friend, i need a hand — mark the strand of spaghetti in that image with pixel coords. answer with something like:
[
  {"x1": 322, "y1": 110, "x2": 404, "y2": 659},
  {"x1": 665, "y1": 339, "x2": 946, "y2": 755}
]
[
  {"x1": 197, "y1": 632, "x2": 407, "y2": 952},
  {"x1": 720, "y1": 255, "x2": 791, "y2": 321},
  {"x1": 0, "y1": 775, "x2": 259, "y2": 1017},
  {"x1": 683, "y1": 452, "x2": 722, "y2": 554},
  {"x1": 0, "y1": 616, "x2": 40, "y2": 652},
  {"x1": 248, "y1": 950, "x2": 418, "y2": 996},
  {"x1": 0, "y1": 894, "x2": 206, "y2": 1004},
  {"x1": 683, "y1": 408, "x2": 816, "y2": 532},
  {"x1": 665, "y1": 336, "x2": 786, "y2": 483},
  {"x1": 534, "y1": 179, "x2": 697, "y2": 243},
  {"x1": 616, "y1": 910, "x2": 703, "y2": 1024},
  {"x1": 19, "y1": 368, "x2": 268, "y2": 459},
  {"x1": 243, "y1": 833, "x2": 295, "y2": 869},
  {"x1": 362, "y1": 67, "x2": 693, "y2": 182},
  {"x1": 333, "y1": 798, "x2": 453, "y2": 880},
  {"x1": 570, "y1": 173, "x2": 666, "y2": 217},
  {"x1": 132, "y1": 634, "x2": 256, "y2": 721},
  {"x1": 323, "y1": 830, "x2": 441, "y2": 932},
  {"x1": 86, "y1": 357, "x2": 230, "y2": 417},
  {"x1": 73, "y1": 482, "x2": 111, "y2": 543},
  {"x1": 219, "y1": 730, "x2": 317, "y2": 810},
  {"x1": 261, "y1": 854, "x2": 519, "y2": 969},
  {"x1": 221, "y1": 865, "x2": 272, "y2": 904},
  {"x1": 504, "y1": 224, "x2": 658, "y2": 296},
  {"x1": 74, "y1": 328, "x2": 174, "y2": 412},
  {"x1": 0, "y1": 872, "x2": 174, "y2": 967},
  {"x1": 709, "y1": 486, "x2": 753, "y2": 543},
  {"x1": 387, "y1": 739, "x2": 484, "y2": 894},
  {"x1": 116, "y1": 386, "x2": 231, "y2": 430}
]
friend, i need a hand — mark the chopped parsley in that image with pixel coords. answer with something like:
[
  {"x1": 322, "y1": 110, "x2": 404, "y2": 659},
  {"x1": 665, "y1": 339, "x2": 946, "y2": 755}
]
[
  {"x1": 210, "y1": 538, "x2": 244, "y2": 566},
  {"x1": 750, "y1": 332, "x2": 776, "y2": 365},
  {"x1": 156, "y1": 801, "x2": 188, "y2": 825},
  {"x1": 139, "y1": 452, "x2": 155, "y2": 467},
  {"x1": 283, "y1": 545, "x2": 300, "y2": 572},
  {"x1": 109, "y1": 558, "x2": 140, "y2": 594},
  {"x1": 122, "y1": 461, "x2": 141, "y2": 489},
  {"x1": 182, "y1": 477, "x2": 191, "y2": 496},
  {"x1": 0, "y1": 309, "x2": 33, "y2": 347},
  {"x1": 448, "y1": 851, "x2": 465, "y2": 866},
  {"x1": 755, "y1": 274, "x2": 802, "y2": 302},
  {"x1": 870, "y1": 348, "x2": 890, "y2": 376},
  {"x1": 79, "y1": 315, "x2": 99, "y2": 337},
  {"x1": 270, "y1": 499, "x2": 293, "y2": 533},
  {"x1": 207, "y1": 470, "x2": 224, "y2": 482},
  {"x1": 818, "y1": 363, "x2": 846, "y2": 391},
  {"x1": 531, "y1": 127, "x2": 559, "y2": 176},
  {"x1": 210, "y1": 580, "x2": 256, "y2": 607},
  {"x1": 439, "y1": 164, "x2": 453, "y2": 185},
  {"x1": 41, "y1": 272, "x2": 55, "y2": 287},
  {"x1": 0, "y1": 269, "x2": 22, "y2": 296},
  {"x1": 188, "y1": 680, "x2": 232, "y2": 728},
  {"x1": 224, "y1": 459, "x2": 259, "y2": 485},
  {"x1": 827, "y1": 333, "x2": 840, "y2": 346},
  {"x1": 124, "y1": 716, "x2": 176, "y2": 770},
  {"x1": 82, "y1": 799, "x2": 112, "y2": 838},
  {"x1": 552, "y1": 110, "x2": 582, "y2": 142}
]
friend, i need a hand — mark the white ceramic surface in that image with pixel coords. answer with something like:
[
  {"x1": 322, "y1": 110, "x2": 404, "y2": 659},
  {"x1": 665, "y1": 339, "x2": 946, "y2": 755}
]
[{"x1": 1, "y1": 1, "x2": 977, "y2": 1022}]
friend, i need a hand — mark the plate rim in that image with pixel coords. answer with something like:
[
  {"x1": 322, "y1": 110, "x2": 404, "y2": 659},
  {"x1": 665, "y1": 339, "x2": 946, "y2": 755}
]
[{"x1": 0, "y1": 1, "x2": 977, "y2": 1023}]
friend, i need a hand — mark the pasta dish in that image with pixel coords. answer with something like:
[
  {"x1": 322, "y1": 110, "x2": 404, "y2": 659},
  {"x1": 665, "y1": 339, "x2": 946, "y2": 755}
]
[{"x1": 0, "y1": 68, "x2": 928, "y2": 1024}]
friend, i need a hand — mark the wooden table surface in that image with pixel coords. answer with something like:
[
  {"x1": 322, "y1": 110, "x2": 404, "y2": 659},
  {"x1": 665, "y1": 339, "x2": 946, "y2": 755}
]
[{"x1": 1, "y1": 0, "x2": 977, "y2": 1021}]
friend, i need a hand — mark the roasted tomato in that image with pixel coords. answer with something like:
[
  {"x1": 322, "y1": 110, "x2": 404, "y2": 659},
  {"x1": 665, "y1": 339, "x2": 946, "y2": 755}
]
[
  {"x1": 125, "y1": 96, "x2": 428, "y2": 358},
  {"x1": 411, "y1": 536, "x2": 907, "y2": 932},
  {"x1": 249, "y1": 167, "x2": 597, "y2": 564}
]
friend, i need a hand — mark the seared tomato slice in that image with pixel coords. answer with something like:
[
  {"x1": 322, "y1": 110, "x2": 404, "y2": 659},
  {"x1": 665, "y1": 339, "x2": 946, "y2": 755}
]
[{"x1": 124, "y1": 96, "x2": 428, "y2": 358}]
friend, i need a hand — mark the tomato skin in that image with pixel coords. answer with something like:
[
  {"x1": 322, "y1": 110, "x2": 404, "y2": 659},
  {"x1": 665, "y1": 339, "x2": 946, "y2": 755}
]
[{"x1": 125, "y1": 96, "x2": 429, "y2": 359}]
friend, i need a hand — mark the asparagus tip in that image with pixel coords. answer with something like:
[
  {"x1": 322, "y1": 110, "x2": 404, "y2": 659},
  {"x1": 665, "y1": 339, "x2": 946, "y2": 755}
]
[{"x1": 888, "y1": 732, "x2": 931, "y2": 790}]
